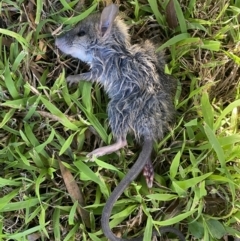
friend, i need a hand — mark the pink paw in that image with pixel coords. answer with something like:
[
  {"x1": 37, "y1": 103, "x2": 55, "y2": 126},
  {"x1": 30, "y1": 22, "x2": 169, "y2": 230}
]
[{"x1": 143, "y1": 162, "x2": 154, "y2": 188}]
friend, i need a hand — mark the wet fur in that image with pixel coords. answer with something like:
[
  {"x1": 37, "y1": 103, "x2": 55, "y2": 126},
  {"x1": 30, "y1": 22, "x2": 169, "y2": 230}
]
[
  {"x1": 55, "y1": 4, "x2": 184, "y2": 241},
  {"x1": 56, "y1": 13, "x2": 176, "y2": 142}
]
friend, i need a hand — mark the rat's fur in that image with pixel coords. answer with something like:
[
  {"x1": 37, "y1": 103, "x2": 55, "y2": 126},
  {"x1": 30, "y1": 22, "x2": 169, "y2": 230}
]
[
  {"x1": 55, "y1": 4, "x2": 184, "y2": 241},
  {"x1": 56, "y1": 13, "x2": 176, "y2": 142}
]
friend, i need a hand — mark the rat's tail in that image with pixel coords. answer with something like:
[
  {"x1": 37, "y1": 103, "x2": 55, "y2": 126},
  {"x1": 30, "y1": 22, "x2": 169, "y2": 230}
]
[
  {"x1": 101, "y1": 138, "x2": 153, "y2": 241},
  {"x1": 101, "y1": 138, "x2": 186, "y2": 241}
]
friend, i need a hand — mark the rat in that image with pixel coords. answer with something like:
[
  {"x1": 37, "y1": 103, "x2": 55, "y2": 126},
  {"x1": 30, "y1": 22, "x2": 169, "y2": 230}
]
[{"x1": 55, "y1": 4, "x2": 185, "y2": 241}]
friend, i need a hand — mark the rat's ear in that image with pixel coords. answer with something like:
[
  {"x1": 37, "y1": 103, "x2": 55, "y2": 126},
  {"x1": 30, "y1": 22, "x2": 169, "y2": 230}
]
[{"x1": 99, "y1": 4, "x2": 119, "y2": 38}]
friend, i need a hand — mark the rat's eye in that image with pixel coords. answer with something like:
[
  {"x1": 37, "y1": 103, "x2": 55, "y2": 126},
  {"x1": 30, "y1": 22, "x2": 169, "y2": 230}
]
[{"x1": 77, "y1": 30, "x2": 86, "y2": 37}]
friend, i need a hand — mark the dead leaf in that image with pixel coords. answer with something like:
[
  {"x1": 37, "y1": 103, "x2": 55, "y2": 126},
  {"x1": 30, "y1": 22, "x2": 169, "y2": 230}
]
[
  {"x1": 27, "y1": 232, "x2": 41, "y2": 241},
  {"x1": 166, "y1": 0, "x2": 178, "y2": 29},
  {"x1": 1, "y1": 37, "x2": 14, "y2": 47},
  {"x1": 35, "y1": 40, "x2": 47, "y2": 61},
  {"x1": 74, "y1": 0, "x2": 85, "y2": 12},
  {"x1": 52, "y1": 25, "x2": 64, "y2": 36},
  {"x1": 58, "y1": 158, "x2": 90, "y2": 228},
  {"x1": 26, "y1": 0, "x2": 36, "y2": 26}
]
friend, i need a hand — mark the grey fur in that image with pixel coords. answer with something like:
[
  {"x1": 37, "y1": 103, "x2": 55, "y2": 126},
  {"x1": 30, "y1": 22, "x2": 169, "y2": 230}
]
[
  {"x1": 55, "y1": 14, "x2": 176, "y2": 143},
  {"x1": 55, "y1": 4, "x2": 184, "y2": 241}
]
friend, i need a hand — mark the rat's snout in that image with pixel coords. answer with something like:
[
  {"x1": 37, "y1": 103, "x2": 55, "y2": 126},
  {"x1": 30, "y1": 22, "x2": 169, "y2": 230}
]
[
  {"x1": 55, "y1": 34, "x2": 65, "y2": 49},
  {"x1": 55, "y1": 30, "x2": 76, "y2": 57},
  {"x1": 55, "y1": 30, "x2": 71, "y2": 48},
  {"x1": 55, "y1": 37, "x2": 60, "y2": 48},
  {"x1": 55, "y1": 37, "x2": 64, "y2": 50},
  {"x1": 55, "y1": 37, "x2": 63, "y2": 53},
  {"x1": 55, "y1": 35, "x2": 70, "y2": 55}
]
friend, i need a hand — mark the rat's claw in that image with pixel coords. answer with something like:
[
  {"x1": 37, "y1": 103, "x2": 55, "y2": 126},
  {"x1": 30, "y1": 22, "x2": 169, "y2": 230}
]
[
  {"x1": 66, "y1": 76, "x2": 75, "y2": 86},
  {"x1": 86, "y1": 152, "x2": 95, "y2": 161},
  {"x1": 86, "y1": 149, "x2": 103, "y2": 161},
  {"x1": 143, "y1": 162, "x2": 154, "y2": 188},
  {"x1": 66, "y1": 75, "x2": 80, "y2": 85}
]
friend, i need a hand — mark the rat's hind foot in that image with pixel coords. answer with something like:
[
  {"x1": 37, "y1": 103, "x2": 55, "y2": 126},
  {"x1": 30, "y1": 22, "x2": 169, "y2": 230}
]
[
  {"x1": 143, "y1": 160, "x2": 154, "y2": 188},
  {"x1": 87, "y1": 138, "x2": 127, "y2": 160}
]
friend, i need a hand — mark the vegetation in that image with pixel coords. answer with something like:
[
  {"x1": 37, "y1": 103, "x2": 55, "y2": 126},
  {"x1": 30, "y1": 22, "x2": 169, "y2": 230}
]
[{"x1": 0, "y1": 0, "x2": 239, "y2": 240}]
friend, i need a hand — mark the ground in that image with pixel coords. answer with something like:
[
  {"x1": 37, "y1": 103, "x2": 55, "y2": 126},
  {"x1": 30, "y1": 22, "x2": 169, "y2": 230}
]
[{"x1": 0, "y1": 0, "x2": 240, "y2": 240}]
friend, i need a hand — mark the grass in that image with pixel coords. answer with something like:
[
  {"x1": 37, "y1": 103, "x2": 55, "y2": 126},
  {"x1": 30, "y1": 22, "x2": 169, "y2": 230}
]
[{"x1": 0, "y1": 0, "x2": 240, "y2": 240}]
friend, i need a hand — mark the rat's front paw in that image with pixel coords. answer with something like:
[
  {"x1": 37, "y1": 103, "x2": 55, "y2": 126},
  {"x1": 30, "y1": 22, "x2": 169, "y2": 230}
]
[{"x1": 66, "y1": 75, "x2": 81, "y2": 85}]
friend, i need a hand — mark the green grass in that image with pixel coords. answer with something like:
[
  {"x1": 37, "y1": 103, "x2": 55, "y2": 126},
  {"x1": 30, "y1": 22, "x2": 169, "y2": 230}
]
[{"x1": 0, "y1": 0, "x2": 240, "y2": 240}]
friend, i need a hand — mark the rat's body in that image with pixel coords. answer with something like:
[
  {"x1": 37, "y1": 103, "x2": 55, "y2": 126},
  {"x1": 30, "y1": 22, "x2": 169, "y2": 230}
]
[{"x1": 55, "y1": 4, "x2": 185, "y2": 241}]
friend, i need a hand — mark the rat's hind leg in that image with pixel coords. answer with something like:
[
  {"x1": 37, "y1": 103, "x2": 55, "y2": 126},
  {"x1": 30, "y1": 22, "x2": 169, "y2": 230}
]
[
  {"x1": 143, "y1": 159, "x2": 154, "y2": 188},
  {"x1": 87, "y1": 137, "x2": 127, "y2": 159}
]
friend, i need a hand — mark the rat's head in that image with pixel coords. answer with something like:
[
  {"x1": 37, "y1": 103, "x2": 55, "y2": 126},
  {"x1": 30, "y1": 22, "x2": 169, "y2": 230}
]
[{"x1": 55, "y1": 4, "x2": 129, "y2": 64}]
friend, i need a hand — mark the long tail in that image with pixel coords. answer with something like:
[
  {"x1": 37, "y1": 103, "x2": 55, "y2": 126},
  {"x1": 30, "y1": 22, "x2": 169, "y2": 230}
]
[
  {"x1": 101, "y1": 138, "x2": 186, "y2": 241},
  {"x1": 101, "y1": 138, "x2": 153, "y2": 241}
]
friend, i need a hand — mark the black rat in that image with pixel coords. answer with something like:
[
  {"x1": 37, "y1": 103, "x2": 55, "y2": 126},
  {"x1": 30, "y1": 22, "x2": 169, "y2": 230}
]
[{"x1": 55, "y1": 4, "x2": 185, "y2": 241}]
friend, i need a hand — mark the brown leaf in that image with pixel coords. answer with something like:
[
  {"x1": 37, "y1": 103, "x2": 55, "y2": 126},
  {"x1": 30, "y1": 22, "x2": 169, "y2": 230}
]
[
  {"x1": 166, "y1": 0, "x2": 178, "y2": 29},
  {"x1": 52, "y1": 25, "x2": 64, "y2": 36},
  {"x1": 74, "y1": 0, "x2": 85, "y2": 12},
  {"x1": 35, "y1": 40, "x2": 47, "y2": 61},
  {"x1": 1, "y1": 37, "x2": 14, "y2": 47},
  {"x1": 58, "y1": 158, "x2": 90, "y2": 228},
  {"x1": 27, "y1": 232, "x2": 41, "y2": 241},
  {"x1": 25, "y1": 0, "x2": 36, "y2": 27}
]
